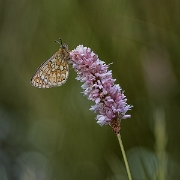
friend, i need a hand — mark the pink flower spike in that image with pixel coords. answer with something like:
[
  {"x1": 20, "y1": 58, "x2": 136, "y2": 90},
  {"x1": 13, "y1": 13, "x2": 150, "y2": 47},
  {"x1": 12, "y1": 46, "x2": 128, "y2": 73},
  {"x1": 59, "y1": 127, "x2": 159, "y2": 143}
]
[{"x1": 70, "y1": 45, "x2": 132, "y2": 134}]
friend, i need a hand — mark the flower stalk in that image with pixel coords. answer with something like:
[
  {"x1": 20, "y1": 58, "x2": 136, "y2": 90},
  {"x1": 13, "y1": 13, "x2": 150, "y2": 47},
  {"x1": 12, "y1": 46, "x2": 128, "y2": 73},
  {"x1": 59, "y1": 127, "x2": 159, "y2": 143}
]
[{"x1": 117, "y1": 133, "x2": 132, "y2": 180}]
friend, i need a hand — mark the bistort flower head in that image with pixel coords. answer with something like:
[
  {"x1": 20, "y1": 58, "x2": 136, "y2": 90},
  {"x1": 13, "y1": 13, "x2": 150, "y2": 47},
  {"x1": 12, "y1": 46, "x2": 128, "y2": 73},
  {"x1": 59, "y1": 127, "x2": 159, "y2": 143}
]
[{"x1": 70, "y1": 45, "x2": 132, "y2": 134}]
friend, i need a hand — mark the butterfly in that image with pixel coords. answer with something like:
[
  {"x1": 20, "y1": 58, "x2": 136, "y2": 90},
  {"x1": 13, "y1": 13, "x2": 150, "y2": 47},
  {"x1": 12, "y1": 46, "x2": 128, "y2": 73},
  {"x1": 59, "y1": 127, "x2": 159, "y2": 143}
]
[{"x1": 30, "y1": 39, "x2": 70, "y2": 88}]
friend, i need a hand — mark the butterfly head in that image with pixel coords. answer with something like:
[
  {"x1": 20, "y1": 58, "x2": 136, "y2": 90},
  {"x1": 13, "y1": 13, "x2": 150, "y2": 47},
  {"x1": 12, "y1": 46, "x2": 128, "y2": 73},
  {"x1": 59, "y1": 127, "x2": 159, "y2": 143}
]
[{"x1": 55, "y1": 38, "x2": 68, "y2": 50}]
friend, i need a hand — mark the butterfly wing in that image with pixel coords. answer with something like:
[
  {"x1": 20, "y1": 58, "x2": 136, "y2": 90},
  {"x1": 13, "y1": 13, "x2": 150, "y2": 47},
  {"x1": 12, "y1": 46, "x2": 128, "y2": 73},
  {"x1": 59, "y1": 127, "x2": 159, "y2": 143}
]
[{"x1": 30, "y1": 51, "x2": 69, "y2": 88}]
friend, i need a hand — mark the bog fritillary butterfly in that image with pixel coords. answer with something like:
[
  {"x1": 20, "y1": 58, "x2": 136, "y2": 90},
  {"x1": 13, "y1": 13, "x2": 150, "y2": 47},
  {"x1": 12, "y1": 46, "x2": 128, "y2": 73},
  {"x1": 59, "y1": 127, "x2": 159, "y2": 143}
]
[{"x1": 30, "y1": 39, "x2": 70, "y2": 88}]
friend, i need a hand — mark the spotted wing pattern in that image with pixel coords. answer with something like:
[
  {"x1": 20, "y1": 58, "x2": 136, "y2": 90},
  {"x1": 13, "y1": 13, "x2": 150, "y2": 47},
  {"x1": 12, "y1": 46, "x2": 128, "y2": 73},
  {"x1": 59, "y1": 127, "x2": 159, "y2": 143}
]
[{"x1": 30, "y1": 46, "x2": 70, "y2": 88}]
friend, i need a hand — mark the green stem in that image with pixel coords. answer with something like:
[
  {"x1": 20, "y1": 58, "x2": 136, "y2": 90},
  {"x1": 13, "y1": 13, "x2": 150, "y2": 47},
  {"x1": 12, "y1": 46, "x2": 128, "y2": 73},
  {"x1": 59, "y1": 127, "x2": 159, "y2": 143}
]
[{"x1": 117, "y1": 133, "x2": 132, "y2": 180}]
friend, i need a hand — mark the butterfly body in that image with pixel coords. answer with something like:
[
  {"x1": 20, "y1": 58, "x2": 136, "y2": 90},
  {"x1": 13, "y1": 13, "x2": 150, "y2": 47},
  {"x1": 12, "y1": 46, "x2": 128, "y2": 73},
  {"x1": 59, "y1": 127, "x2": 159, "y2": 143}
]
[{"x1": 30, "y1": 41, "x2": 70, "y2": 88}]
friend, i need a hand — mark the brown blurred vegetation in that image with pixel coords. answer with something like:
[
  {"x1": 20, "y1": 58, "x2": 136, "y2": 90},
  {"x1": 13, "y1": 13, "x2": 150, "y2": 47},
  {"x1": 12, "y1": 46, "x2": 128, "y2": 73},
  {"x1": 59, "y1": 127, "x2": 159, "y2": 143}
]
[{"x1": 0, "y1": 0, "x2": 180, "y2": 179}]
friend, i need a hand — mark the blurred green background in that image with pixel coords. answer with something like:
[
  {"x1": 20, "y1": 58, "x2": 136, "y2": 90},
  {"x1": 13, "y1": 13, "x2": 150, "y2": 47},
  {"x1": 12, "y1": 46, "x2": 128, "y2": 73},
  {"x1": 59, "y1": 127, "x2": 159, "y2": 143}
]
[{"x1": 0, "y1": 0, "x2": 180, "y2": 179}]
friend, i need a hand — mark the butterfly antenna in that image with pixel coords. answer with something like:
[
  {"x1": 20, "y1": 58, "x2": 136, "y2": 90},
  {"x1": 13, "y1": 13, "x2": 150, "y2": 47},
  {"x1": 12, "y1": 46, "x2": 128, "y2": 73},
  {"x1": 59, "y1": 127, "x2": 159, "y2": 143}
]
[
  {"x1": 54, "y1": 38, "x2": 63, "y2": 46},
  {"x1": 59, "y1": 38, "x2": 63, "y2": 45}
]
